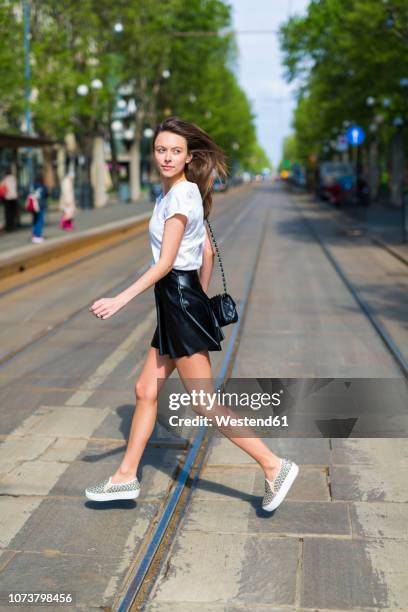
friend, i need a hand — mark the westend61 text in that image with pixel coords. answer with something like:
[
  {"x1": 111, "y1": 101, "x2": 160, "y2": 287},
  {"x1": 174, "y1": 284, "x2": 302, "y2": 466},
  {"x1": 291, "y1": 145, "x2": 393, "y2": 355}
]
[{"x1": 168, "y1": 415, "x2": 288, "y2": 427}]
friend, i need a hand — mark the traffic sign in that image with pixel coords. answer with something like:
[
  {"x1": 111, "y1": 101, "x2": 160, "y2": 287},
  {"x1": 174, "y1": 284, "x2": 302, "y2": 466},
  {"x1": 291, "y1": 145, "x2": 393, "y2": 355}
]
[
  {"x1": 336, "y1": 135, "x2": 348, "y2": 152},
  {"x1": 346, "y1": 125, "x2": 365, "y2": 146}
]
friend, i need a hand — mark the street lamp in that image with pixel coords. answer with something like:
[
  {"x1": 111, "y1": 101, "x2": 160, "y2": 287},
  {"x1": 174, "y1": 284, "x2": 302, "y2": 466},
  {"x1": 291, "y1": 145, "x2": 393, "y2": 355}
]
[
  {"x1": 127, "y1": 99, "x2": 137, "y2": 114},
  {"x1": 91, "y1": 79, "x2": 103, "y2": 90},
  {"x1": 124, "y1": 129, "x2": 135, "y2": 141},
  {"x1": 77, "y1": 84, "x2": 89, "y2": 96},
  {"x1": 399, "y1": 78, "x2": 408, "y2": 241},
  {"x1": 111, "y1": 120, "x2": 124, "y2": 132}
]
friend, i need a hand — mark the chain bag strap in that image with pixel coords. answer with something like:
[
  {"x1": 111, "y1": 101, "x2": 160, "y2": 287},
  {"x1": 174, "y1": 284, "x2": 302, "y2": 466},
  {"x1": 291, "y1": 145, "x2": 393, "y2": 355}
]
[{"x1": 205, "y1": 218, "x2": 238, "y2": 327}]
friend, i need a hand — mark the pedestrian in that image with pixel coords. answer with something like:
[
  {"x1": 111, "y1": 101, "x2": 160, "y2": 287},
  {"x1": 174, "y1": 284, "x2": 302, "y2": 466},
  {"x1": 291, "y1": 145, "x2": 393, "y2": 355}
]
[
  {"x1": 356, "y1": 176, "x2": 370, "y2": 207},
  {"x1": 58, "y1": 170, "x2": 76, "y2": 231},
  {"x1": 85, "y1": 116, "x2": 299, "y2": 512},
  {"x1": 30, "y1": 171, "x2": 48, "y2": 243},
  {"x1": 0, "y1": 166, "x2": 19, "y2": 232}
]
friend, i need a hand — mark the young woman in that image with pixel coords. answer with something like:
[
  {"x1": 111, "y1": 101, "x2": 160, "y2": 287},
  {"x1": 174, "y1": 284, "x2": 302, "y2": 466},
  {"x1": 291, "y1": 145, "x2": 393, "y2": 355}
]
[
  {"x1": 85, "y1": 116, "x2": 299, "y2": 512},
  {"x1": 58, "y1": 171, "x2": 76, "y2": 231}
]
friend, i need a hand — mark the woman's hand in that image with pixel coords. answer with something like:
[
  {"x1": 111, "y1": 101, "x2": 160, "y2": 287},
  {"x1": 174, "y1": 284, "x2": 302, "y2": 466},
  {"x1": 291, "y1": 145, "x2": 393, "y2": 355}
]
[{"x1": 89, "y1": 295, "x2": 128, "y2": 320}]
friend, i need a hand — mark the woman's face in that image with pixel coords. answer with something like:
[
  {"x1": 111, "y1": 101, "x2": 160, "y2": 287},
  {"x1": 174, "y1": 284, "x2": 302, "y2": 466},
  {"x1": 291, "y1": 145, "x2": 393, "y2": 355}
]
[{"x1": 153, "y1": 131, "x2": 192, "y2": 179}]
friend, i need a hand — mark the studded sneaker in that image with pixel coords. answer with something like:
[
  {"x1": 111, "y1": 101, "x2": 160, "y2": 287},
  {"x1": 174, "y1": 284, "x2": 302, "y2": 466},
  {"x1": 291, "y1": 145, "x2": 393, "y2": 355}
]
[
  {"x1": 262, "y1": 457, "x2": 299, "y2": 512},
  {"x1": 85, "y1": 475, "x2": 140, "y2": 502}
]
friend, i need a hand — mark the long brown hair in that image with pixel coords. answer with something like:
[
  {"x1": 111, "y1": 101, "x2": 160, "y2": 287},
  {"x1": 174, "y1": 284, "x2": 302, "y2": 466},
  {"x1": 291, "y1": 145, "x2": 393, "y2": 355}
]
[{"x1": 152, "y1": 116, "x2": 228, "y2": 219}]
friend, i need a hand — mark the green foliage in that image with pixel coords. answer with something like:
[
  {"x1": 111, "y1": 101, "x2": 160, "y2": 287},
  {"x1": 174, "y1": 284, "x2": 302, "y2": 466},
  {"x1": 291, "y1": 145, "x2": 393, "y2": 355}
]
[
  {"x1": 0, "y1": 0, "x2": 268, "y2": 173},
  {"x1": 0, "y1": 1, "x2": 25, "y2": 130},
  {"x1": 280, "y1": 134, "x2": 299, "y2": 169},
  {"x1": 279, "y1": 0, "x2": 408, "y2": 163}
]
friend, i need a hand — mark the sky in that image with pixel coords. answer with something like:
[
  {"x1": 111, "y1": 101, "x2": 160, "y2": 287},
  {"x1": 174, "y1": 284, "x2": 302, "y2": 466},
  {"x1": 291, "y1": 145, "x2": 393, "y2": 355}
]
[{"x1": 229, "y1": 0, "x2": 310, "y2": 168}]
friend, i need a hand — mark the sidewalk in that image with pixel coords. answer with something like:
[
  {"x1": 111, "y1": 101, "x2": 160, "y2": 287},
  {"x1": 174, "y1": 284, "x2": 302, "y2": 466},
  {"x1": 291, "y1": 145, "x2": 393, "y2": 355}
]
[
  {"x1": 0, "y1": 193, "x2": 155, "y2": 280},
  {"x1": 0, "y1": 193, "x2": 154, "y2": 253},
  {"x1": 321, "y1": 192, "x2": 408, "y2": 264}
]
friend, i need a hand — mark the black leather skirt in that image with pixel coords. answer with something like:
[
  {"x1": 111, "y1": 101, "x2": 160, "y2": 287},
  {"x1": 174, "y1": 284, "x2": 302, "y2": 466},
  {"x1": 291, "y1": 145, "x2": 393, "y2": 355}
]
[{"x1": 151, "y1": 268, "x2": 225, "y2": 358}]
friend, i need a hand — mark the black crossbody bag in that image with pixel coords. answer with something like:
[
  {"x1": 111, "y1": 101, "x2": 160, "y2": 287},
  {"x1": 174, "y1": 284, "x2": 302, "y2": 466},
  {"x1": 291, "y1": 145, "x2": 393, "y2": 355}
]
[{"x1": 205, "y1": 218, "x2": 239, "y2": 327}]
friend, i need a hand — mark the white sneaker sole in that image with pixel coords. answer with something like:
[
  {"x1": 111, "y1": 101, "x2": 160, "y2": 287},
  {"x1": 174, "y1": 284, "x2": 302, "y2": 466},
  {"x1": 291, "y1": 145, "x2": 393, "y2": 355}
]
[
  {"x1": 262, "y1": 462, "x2": 299, "y2": 512},
  {"x1": 85, "y1": 488, "x2": 140, "y2": 502}
]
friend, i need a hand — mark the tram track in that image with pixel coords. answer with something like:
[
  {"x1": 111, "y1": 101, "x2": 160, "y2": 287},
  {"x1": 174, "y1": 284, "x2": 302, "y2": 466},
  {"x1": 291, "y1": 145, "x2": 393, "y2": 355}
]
[
  {"x1": 290, "y1": 187, "x2": 408, "y2": 268},
  {"x1": 115, "y1": 187, "x2": 408, "y2": 610},
  {"x1": 289, "y1": 193, "x2": 408, "y2": 378},
  {"x1": 0, "y1": 189, "x2": 248, "y2": 367},
  {"x1": 114, "y1": 200, "x2": 270, "y2": 611},
  {"x1": 4, "y1": 183, "x2": 404, "y2": 609}
]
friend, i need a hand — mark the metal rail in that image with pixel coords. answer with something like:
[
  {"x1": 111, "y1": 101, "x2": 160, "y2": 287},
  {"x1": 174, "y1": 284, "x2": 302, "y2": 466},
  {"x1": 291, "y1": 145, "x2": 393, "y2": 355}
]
[{"x1": 116, "y1": 200, "x2": 270, "y2": 611}]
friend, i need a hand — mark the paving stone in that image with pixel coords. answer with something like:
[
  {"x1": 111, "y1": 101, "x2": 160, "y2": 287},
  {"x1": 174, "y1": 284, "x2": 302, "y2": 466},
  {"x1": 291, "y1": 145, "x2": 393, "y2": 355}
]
[
  {"x1": 0, "y1": 386, "x2": 69, "y2": 435},
  {"x1": 302, "y1": 538, "x2": 408, "y2": 609},
  {"x1": 0, "y1": 460, "x2": 68, "y2": 496},
  {"x1": 4, "y1": 374, "x2": 90, "y2": 390},
  {"x1": 330, "y1": 465, "x2": 408, "y2": 502},
  {"x1": 0, "y1": 322, "x2": 50, "y2": 362},
  {"x1": 0, "y1": 436, "x2": 55, "y2": 474},
  {"x1": 0, "y1": 549, "x2": 126, "y2": 609},
  {"x1": 151, "y1": 532, "x2": 299, "y2": 605},
  {"x1": 90, "y1": 404, "x2": 185, "y2": 445},
  {"x1": 249, "y1": 500, "x2": 350, "y2": 535},
  {"x1": 52, "y1": 447, "x2": 183, "y2": 501},
  {"x1": 331, "y1": 438, "x2": 408, "y2": 465},
  {"x1": 90, "y1": 404, "x2": 135, "y2": 440},
  {"x1": 38, "y1": 437, "x2": 91, "y2": 462},
  {"x1": 13, "y1": 405, "x2": 110, "y2": 438},
  {"x1": 183, "y1": 495, "x2": 349, "y2": 536},
  {"x1": 145, "y1": 604, "x2": 291, "y2": 611},
  {"x1": 350, "y1": 502, "x2": 408, "y2": 540},
  {"x1": 0, "y1": 497, "x2": 43, "y2": 548},
  {"x1": 206, "y1": 436, "x2": 331, "y2": 466},
  {"x1": 8, "y1": 496, "x2": 158, "y2": 557},
  {"x1": 193, "y1": 467, "x2": 257, "y2": 502},
  {"x1": 254, "y1": 465, "x2": 330, "y2": 501},
  {"x1": 3, "y1": 343, "x2": 116, "y2": 379}
]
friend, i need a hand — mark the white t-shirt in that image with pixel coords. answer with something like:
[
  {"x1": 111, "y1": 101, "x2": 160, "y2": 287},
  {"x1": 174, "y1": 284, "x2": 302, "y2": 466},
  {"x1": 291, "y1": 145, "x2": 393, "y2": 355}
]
[{"x1": 148, "y1": 180, "x2": 205, "y2": 271}]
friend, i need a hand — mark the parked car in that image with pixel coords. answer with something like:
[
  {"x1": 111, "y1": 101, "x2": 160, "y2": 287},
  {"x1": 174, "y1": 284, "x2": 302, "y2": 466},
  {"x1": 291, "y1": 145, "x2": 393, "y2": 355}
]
[
  {"x1": 316, "y1": 161, "x2": 356, "y2": 205},
  {"x1": 213, "y1": 177, "x2": 228, "y2": 192}
]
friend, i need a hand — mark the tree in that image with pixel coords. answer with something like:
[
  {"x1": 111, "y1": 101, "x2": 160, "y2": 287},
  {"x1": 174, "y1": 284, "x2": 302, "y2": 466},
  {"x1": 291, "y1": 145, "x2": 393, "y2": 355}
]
[{"x1": 279, "y1": 0, "x2": 408, "y2": 203}]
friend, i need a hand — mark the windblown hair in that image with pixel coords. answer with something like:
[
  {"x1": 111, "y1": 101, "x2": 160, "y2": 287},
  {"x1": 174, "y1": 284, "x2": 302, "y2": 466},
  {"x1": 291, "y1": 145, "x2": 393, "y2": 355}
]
[{"x1": 152, "y1": 116, "x2": 228, "y2": 219}]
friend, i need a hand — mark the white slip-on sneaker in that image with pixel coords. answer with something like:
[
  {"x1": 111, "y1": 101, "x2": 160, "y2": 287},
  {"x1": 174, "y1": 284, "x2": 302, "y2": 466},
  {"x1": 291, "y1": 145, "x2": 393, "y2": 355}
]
[
  {"x1": 262, "y1": 457, "x2": 299, "y2": 512},
  {"x1": 85, "y1": 475, "x2": 140, "y2": 502}
]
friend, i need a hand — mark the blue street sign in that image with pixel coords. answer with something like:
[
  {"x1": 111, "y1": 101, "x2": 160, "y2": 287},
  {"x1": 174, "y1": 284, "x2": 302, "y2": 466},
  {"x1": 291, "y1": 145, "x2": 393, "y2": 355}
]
[{"x1": 346, "y1": 125, "x2": 365, "y2": 146}]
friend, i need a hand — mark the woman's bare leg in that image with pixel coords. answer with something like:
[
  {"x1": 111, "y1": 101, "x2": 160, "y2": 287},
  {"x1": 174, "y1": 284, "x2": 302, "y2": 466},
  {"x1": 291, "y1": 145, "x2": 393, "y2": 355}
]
[
  {"x1": 110, "y1": 347, "x2": 176, "y2": 484},
  {"x1": 173, "y1": 350, "x2": 282, "y2": 481}
]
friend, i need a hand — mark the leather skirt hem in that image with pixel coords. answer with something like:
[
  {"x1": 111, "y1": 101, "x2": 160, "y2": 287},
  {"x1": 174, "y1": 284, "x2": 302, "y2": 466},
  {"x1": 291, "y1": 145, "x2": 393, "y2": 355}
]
[{"x1": 150, "y1": 268, "x2": 225, "y2": 359}]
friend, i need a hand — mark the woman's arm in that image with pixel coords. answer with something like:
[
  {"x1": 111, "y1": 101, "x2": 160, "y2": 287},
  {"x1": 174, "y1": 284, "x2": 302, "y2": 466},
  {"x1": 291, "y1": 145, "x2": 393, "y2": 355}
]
[
  {"x1": 199, "y1": 223, "x2": 216, "y2": 294},
  {"x1": 89, "y1": 214, "x2": 187, "y2": 320}
]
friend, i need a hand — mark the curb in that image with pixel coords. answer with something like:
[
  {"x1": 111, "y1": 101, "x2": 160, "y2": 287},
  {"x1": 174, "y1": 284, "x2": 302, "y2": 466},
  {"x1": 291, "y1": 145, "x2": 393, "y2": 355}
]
[{"x1": 0, "y1": 211, "x2": 151, "y2": 280}]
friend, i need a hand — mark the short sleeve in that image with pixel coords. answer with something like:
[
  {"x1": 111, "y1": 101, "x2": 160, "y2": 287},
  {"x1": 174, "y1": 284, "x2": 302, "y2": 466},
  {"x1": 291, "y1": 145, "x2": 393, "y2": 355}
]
[{"x1": 163, "y1": 185, "x2": 195, "y2": 222}]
